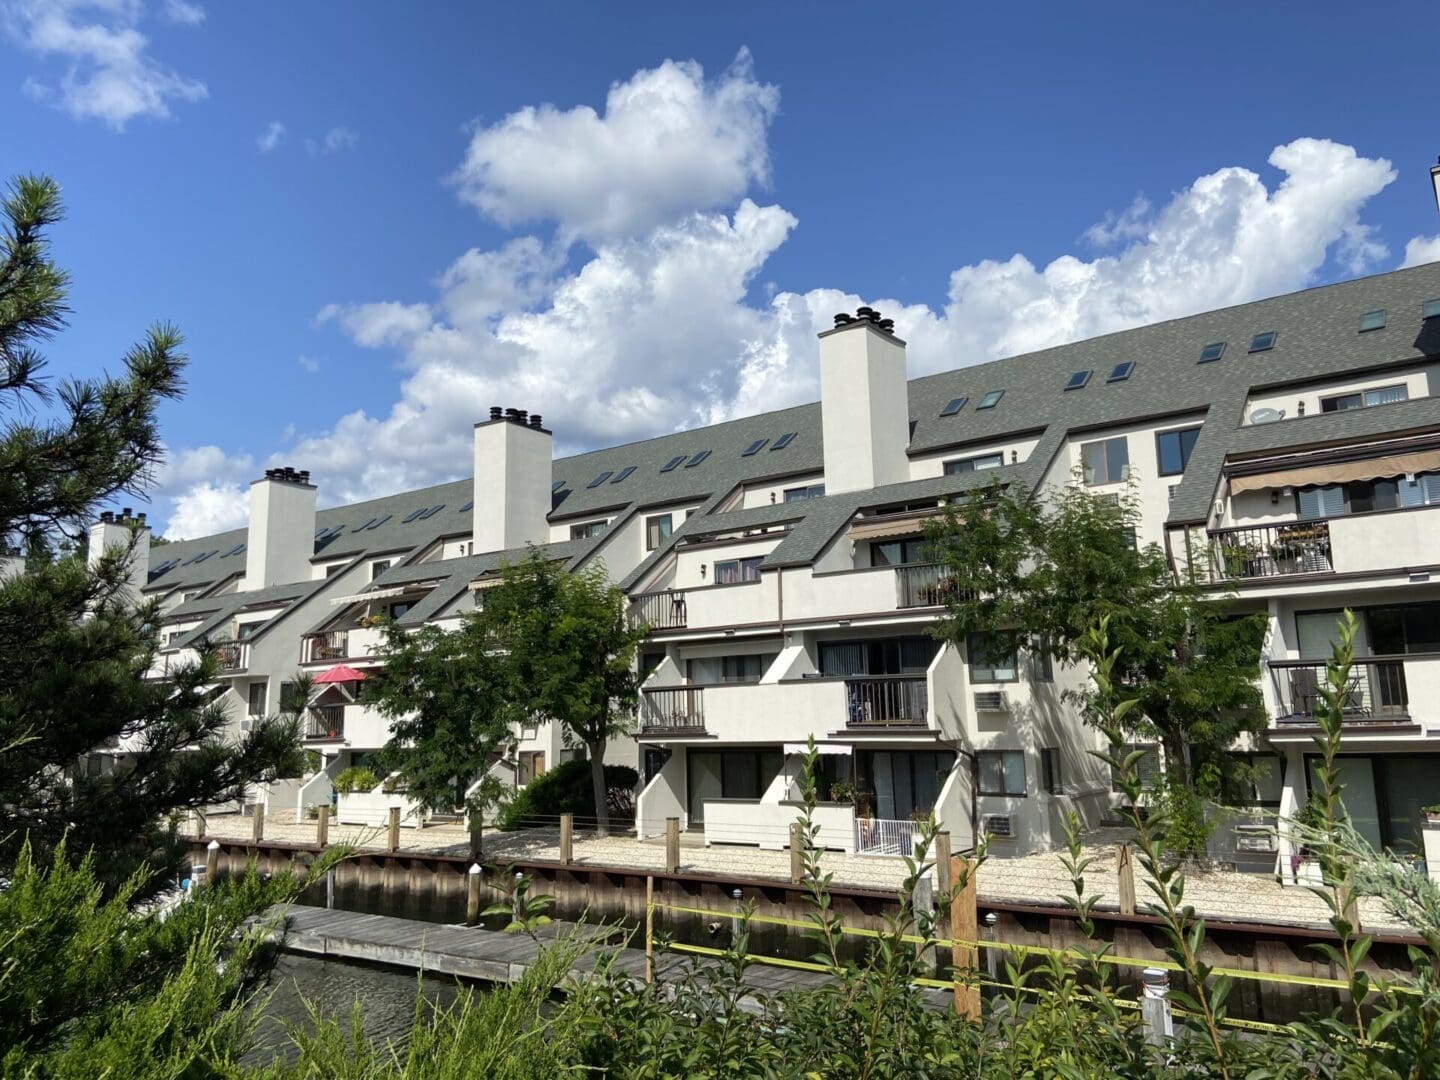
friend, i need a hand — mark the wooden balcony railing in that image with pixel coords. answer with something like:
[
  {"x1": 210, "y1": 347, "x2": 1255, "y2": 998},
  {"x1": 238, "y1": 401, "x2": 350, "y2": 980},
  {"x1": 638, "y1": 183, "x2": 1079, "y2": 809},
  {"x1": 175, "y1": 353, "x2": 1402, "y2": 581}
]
[
  {"x1": 844, "y1": 676, "x2": 928, "y2": 726},
  {"x1": 305, "y1": 704, "x2": 346, "y2": 740},
  {"x1": 213, "y1": 641, "x2": 248, "y2": 673},
  {"x1": 640, "y1": 686, "x2": 705, "y2": 733},
  {"x1": 1207, "y1": 522, "x2": 1333, "y2": 582},
  {"x1": 301, "y1": 630, "x2": 350, "y2": 663},
  {"x1": 1268, "y1": 658, "x2": 1409, "y2": 724},
  {"x1": 629, "y1": 589, "x2": 688, "y2": 631},
  {"x1": 894, "y1": 563, "x2": 973, "y2": 608}
]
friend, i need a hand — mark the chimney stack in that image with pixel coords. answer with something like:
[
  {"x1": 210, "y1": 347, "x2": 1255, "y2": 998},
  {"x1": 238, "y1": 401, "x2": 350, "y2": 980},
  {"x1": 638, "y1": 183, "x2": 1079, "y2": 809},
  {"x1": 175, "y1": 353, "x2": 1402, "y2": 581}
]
[
  {"x1": 88, "y1": 507, "x2": 151, "y2": 598},
  {"x1": 473, "y1": 406, "x2": 552, "y2": 555},
  {"x1": 243, "y1": 466, "x2": 316, "y2": 591},
  {"x1": 817, "y1": 307, "x2": 910, "y2": 494}
]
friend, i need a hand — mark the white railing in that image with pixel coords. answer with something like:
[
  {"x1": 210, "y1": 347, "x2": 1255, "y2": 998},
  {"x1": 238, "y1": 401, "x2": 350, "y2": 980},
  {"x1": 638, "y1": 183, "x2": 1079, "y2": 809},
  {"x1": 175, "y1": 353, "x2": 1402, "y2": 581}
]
[{"x1": 854, "y1": 817, "x2": 921, "y2": 857}]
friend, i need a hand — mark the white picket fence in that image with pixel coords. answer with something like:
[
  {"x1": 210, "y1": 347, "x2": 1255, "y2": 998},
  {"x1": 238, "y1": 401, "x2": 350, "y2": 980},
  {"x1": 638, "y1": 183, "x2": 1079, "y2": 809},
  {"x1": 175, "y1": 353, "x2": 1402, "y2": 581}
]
[{"x1": 854, "y1": 817, "x2": 921, "y2": 857}]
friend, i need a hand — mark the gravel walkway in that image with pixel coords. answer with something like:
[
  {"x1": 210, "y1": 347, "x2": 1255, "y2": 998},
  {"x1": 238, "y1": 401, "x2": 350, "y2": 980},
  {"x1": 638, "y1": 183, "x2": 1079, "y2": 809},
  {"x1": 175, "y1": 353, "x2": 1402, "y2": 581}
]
[{"x1": 192, "y1": 814, "x2": 1411, "y2": 934}]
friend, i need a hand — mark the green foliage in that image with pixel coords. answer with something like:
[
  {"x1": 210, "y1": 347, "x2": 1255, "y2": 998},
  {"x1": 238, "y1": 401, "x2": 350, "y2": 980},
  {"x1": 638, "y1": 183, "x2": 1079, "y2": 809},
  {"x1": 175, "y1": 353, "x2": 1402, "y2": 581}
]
[
  {"x1": 926, "y1": 477, "x2": 1267, "y2": 813},
  {"x1": 0, "y1": 174, "x2": 301, "y2": 896},
  {"x1": 332, "y1": 766, "x2": 379, "y2": 794},
  {"x1": 497, "y1": 758, "x2": 638, "y2": 830},
  {"x1": 480, "y1": 867, "x2": 556, "y2": 934}
]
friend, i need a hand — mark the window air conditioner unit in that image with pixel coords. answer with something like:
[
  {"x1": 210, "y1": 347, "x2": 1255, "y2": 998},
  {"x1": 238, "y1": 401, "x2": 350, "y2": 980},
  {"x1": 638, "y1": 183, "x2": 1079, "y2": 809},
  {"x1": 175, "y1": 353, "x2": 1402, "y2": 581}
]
[
  {"x1": 239, "y1": 718, "x2": 254, "y2": 733},
  {"x1": 982, "y1": 814, "x2": 1014, "y2": 838},
  {"x1": 973, "y1": 690, "x2": 1010, "y2": 712},
  {"x1": 1233, "y1": 825, "x2": 1277, "y2": 853}
]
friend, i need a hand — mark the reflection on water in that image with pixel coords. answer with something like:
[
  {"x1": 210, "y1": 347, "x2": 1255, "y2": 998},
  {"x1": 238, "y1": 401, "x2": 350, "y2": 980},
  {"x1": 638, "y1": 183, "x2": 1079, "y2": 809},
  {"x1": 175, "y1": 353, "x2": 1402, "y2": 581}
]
[{"x1": 245, "y1": 954, "x2": 464, "y2": 1065}]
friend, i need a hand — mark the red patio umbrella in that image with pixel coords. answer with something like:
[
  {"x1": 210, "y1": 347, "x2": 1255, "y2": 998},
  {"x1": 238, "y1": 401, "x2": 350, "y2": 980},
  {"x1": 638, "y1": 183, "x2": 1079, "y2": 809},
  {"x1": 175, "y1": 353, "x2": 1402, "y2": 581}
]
[{"x1": 314, "y1": 664, "x2": 368, "y2": 684}]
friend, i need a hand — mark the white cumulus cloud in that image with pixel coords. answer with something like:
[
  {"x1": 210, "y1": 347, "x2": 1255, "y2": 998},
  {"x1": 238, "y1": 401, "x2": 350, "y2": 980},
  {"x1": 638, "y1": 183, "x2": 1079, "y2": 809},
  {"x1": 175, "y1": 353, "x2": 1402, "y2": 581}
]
[
  {"x1": 306, "y1": 125, "x2": 357, "y2": 156},
  {"x1": 452, "y1": 48, "x2": 778, "y2": 243},
  {"x1": 3, "y1": 0, "x2": 207, "y2": 130},
  {"x1": 256, "y1": 119, "x2": 285, "y2": 152},
  {"x1": 1403, "y1": 235, "x2": 1440, "y2": 269},
  {"x1": 161, "y1": 0, "x2": 202, "y2": 25}
]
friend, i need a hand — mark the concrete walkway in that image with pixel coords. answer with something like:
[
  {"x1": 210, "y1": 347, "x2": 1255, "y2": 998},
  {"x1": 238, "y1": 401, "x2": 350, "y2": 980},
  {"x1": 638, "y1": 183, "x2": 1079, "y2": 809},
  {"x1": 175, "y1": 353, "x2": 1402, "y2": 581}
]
[{"x1": 193, "y1": 814, "x2": 1411, "y2": 934}]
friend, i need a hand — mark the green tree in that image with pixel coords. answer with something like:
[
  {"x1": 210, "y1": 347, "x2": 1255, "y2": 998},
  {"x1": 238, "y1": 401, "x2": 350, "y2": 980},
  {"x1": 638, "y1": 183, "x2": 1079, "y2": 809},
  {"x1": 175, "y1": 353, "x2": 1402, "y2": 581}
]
[
  {"x1": 925, "y1": 478, "x2": 1267, "y2": 826},
  {"x1": 484, "y1": 550, "x2": 646, "y2": 834},
  {"x1": 365, "y1": 613, "x2": 513, "y2": 857},
  {"x1": 0, "y1": 174, "x2": 300, "y2": 894}
]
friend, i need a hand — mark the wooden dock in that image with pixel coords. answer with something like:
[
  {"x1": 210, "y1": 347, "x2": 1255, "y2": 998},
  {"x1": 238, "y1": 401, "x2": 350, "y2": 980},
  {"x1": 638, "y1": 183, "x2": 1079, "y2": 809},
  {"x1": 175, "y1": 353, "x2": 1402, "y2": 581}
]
[{"x1": 269, "y1": 904, "x2": 950, "y2": 1007}]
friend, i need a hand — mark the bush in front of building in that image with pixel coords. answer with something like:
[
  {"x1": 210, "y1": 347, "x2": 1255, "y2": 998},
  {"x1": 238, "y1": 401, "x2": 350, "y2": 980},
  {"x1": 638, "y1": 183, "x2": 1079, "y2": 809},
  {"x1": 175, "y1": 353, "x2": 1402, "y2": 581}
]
[
  {"x1": 498, "y1": 759, "x2": 638, "y2": 831},
  {"x1": 332, "y1": 766, "x2": 379, "y2": 794}
]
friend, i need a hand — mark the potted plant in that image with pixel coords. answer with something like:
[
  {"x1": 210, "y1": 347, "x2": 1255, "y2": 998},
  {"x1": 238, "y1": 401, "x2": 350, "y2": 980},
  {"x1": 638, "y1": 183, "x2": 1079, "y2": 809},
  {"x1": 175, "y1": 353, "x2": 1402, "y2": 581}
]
[
  {"x1": 827, "y1": 780, "x2": 856, "y2": 804},
  {"x1": 333, "y1": 765, "x2": 379, "y2": 795}
]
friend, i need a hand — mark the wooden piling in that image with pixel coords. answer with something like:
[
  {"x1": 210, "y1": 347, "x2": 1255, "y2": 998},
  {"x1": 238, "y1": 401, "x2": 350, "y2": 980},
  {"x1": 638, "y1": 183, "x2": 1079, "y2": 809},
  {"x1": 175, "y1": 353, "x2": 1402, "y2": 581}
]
[
  {"x1": 1117, "y1": 844, "x2": 1136, "y2": 917},
  {"x1": 388, "y1": 806, "x2": 401, "y2": 853},
  {"x1": 935, "y1": 832, "x2": 952, "y2": 898},
  {"x1": 560, "y1": 813, "x2": 573, "y2": 865},
  {"x1": 465, "y1": 864, "x2": 482, "y2": 926},
  {"x1": 950, "y1": 854, "x2": 979, "y2": 1020},
  {"x1": 645, "y1": 875, "x2": 655, "y2": 984},
  {"x1": 316, "y1": 807, "x2": 329, "y2": 848},
  {"x1": 251, "y1": 803, "x2": 265, "y2": 844},
  {"x1": 204, "y1": 840, "x2": 219, "y2": 885},
  {"x1": 665, "y1": 817, "x2": 680, "y2": 874},
  {"x1": 789, "y1": 822, "x2": 803, "y2": 884}
]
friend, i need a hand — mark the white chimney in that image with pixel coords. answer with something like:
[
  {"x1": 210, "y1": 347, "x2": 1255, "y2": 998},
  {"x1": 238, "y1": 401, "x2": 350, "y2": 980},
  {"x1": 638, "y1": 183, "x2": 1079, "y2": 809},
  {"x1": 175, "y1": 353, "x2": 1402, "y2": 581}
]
[
  {"x1": 473, "y1": 408, "x2": 552, "y2": 554},
  {"x1": 243, "y1": 467, "x2": 316, "y2": 591},
  {"x1": 817, "y1": 308, "x2": 911, "y2": 494},
  {"x1": 87, "y1": 508, "x2": 151, "y2": 598}
]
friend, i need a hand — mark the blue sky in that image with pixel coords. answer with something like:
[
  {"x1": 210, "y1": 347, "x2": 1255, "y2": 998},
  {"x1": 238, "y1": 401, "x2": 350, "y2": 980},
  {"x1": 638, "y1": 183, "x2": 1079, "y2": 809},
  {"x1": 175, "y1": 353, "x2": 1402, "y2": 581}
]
[{"x1": 4, "y1": 1, "x2": 1439, "y2": 537}]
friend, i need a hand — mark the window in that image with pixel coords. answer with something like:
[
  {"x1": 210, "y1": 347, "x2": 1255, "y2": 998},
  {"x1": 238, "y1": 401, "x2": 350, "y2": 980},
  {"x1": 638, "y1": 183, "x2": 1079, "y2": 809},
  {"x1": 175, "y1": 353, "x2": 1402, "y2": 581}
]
[
  {"x1": 1155, "y1": 426, "x2": 1201, "y2": 477},
  {"x1": 236, "y1": 621, "x2": 263, "y2": 640},
  {"x1": 1217, "y1": 752, "x2": 1281, "y2": 807},
  {"x1": 967, "y1": 632, "x2": 1017, "y2": 682},
  {"x1": 871, "y1": 537, "x2": 932, "y2": 566},
  {"x1": 1320, "y1": 384, "x2": 1408, "y2": 412},
  {"x1": 1296, "y1": 485, "x2": 1346, "y2": 519},
  {"x1": 645, "y1": 513, "x2": 673, "y2": 551},
  {"x1": 401, "y1": 508, "x2": 426, "y2": 523},
  {"x1": 1029, "y1": 637, "x2": 1053, "y2": 682},
  {"x1": 1358, "y1": 309, "x2": 1387, "y2": 332},
  {"x1": 1080, "y1": 436, "x2": 1129, "y2": 485},
  {"x1": 386, "y1": 601, "x2": 412, "y2": 620},
  {"x1": 353, "y1": 518, "x2": 377, "y2": 532},
  {"x1": 370, "y1": 559, "x2": 391, "y2": 580},
  {"x1": 714, "y1": 556, "x2": 763, "y2": 584},
  {"x1": 247, "y1": 681, "x2": 267, "y2": 717},
  {"x1": 1111, "y1": 745, "x2": 1161, "y2": 792},
  {"x1": 690, "y1": 749, "x2": 784, "y2": 801},
  {"x1": 1425, "y1": 299, "x2": 1440, "y2": 320},
  {"x1": 1296, "y1": 472, "x2": 1440, "y2": 519},
  {"x1": 1364, "y1": 602, "x2": 1440, "y2": 655},
  {"x1": 1249, "y1": 331, "x2": 1277, "y2": 352},
  {"x1": 685, "y1": 450, "x2": 710, "y2": 467},
  {"x1": 222, "y1": 543, "x2": 245, "y2": 557},
  {"x1": 742, "y1": 438, "x2": 768, "y2": 456},
  {"x1": 325, "y1": 563, "x2": 344, "y2": 578},
  {"x1": 459, "y1": 500, "x2": 474, "y2": 512},
  {"x1": 977, "y1": 751, "x2": 1026, "y2": 797},
  {"x1": 517, "y1": 751, "x2": 546, "y2": 787},
  {"x1": 1040, "y1": 748, "x2": 1062, "y2": 794},
  {"x1": 818, "y1": 637, "x2": 937, "y2": 676},
  {"x1": 1064, "y1": 370, "x2": 1091, "y2": 391},
  {"x1": 976, "y1": 390, "x2": 1004, "y2": 409},
  {"x1": 586, "y1": 470, "x2": 613, "y2": 488},
  {"x1": 660, "y1": 455, "x2": 685, "y2": 472},
  {"x1": 940, "y1": 396, "x2": 968, "y2": 416},
  {"x1": 783, "y1": 483, "x2": 825, "y2": 502},
  {"x1": 570, "y1": 520, "x2": 607, "y2": 539},
  {"x1": 687, "y1": 653, "x2": 774, "y2": 684},
  {"x1": 182, "y1": 590, "x2": 201, "y2": 603},
  {"x1": 1107, "y1": 361, "x2": 1135, "y2": 382},
  {"x1": 771, "y1": 432, "x2": 797, "y2": 450},
  {"x1": 1198, "y1": 342, "x2": 1226, "y2": 363},
  {"x1": 419, "y1": 504, "x2": 445, "y2": 520},
  {"x1": 610, "y1": 466, "x2": 636, "y2": 483},
  {"x1": 164, "y1": 630, "x2": 183, "y2": 648},
  {"x1": 943, "y1": 453, "x2": 1003, "y2": 475}
]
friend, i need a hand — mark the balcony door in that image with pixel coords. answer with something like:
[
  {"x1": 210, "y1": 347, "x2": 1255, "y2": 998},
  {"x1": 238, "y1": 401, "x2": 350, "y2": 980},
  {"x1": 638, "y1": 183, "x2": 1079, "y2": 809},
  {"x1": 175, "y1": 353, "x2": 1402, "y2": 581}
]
[{"x1": 857, "y1": 750, "x2": 954, "y2": 821}]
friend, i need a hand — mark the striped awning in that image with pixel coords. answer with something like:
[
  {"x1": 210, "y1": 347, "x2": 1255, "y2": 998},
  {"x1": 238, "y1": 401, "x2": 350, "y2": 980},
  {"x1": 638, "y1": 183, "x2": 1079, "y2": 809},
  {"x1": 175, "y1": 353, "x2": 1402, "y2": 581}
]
[
  {"x1": 1228, "y1": 449, "x2": 1440, "y2": 494},
  {"x1": 847, "y1": 514, "x2": 937, "y2": 542}
]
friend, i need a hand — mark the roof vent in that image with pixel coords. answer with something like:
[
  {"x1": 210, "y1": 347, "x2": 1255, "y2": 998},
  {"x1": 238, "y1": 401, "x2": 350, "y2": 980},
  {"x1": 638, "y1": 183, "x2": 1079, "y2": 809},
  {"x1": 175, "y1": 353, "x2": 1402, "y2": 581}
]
[
  {"x1": 836, "y1": 307, "x2": 896, "y2": 335},
  {"x1": 529, "y1": 414, "x2": 543, "y2": 429},
  {"x1": 489, "y1": 406, "x2": 502, "y2": 420}
]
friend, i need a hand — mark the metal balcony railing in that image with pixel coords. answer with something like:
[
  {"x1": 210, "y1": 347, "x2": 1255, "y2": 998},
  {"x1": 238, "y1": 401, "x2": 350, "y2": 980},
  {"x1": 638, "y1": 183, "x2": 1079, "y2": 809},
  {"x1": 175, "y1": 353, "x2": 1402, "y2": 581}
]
[
  {"x1": 1207, "y1": 522, "x2": 1333, "y2": 582},
  {"x1": 213, "y1": 641, "x2": 248, "y2": 673},
  {"x1": 640, "y1": 686, "x2": 705, "y2": 733},
  {"x1": 301, "y1": 630, "x2": 349, "y2": 663},
  {"x1": 1268, "y1": 658, "x2": 1409, "y2": 724},
  {"x1": 305, "y1": 704, "x2": 346, "y2": 740},
  {"x1": 844, "y1": 676, "x2": 928, "y2": 726},
  {"x1": 629, "y1": 589, "x2": 688, "y2": 630},
  {"x1": 855, "y1": 817, "x2": 922, "y2": 856}
]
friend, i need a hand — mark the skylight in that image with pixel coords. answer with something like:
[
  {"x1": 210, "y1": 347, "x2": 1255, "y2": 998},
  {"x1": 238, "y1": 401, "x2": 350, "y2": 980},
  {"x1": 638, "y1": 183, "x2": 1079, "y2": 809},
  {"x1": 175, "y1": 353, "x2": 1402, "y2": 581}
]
[
  {"x1": 185, "y1": 550, "x2": 215, "y2": 565},
  {"x1": 586, "y1": 471, "x2": 613, "y2": 488},
  {"x1": 1064, "y1": 370, "x2": 1091, "y2": 391},
  {"x1": 610, "y1": 466, "x2": 636, "y2": 483},
  {"x1": 401, "y1": 508, "x2": 426, "y2": 523},
  {"x1": 1248, "y1": 331, "x2": 1277, "y2": 353},
  {"x1": 418, "y1": 504, "x2": 445, "y2": 519},
  {"x1": 221, "y1": 543, "x2": 246, "y2": 558},
  {"x1": 353, "y1": 517, "x2": 379, "y2": 532},
  {"x1": 1198, "y1": 342, "x2": 1226, "y2": 363},
  {"x1": 771, "y1": 432, "x2": 797, "y2": 450},
  {"x1": 368, "y1": 514, "x2": 391, "y2": 529},
  {"x1": 459, "y1": 500, "x2": 473, "y2": 512},
  {"x1": 1359, "y1": 309, "x2": 1386, "y2": 332},
  {"x1": 976, "y1": 390, "x2": 1003, "y2": 409},
  {"x1": 660, "y1": 455, "x2": 685, "y2": 473},
  {"x1": 550, "y1": 482, "x2": 565, "y2": 493},
  {"x1": 685, "y1": 450, "x2": 711, "y2": 467},
  {"x1": 742, "y1": 438, "x2": 768, "y2": 456},
  {"x1": 1424, "y1": 299, "x2": 1440, "y2": 320},
  {"x1": 940, "y1": 397, "x2": 967, "y2": 416},
  {"x1": 1107, "y1": 361, "x2": 1134, "y2": 382}
]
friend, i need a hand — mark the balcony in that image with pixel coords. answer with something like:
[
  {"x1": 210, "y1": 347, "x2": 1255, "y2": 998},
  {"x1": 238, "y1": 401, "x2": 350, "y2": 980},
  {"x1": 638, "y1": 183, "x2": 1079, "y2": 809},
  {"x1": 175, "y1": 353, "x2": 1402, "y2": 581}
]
[
  {"x1": 1205, "y1": 522, "x2": 1333, "y2": 582},
  {"x1": 629, "y1": 589, "x2": 688, "y2": 631},
  {"x1": 1268, "y1": 658, "x2": 1409, "y2": 725},
  {"x1": 213, "y1": 641, "x2": 248, "y2": 673},
  {"x1": 640, "y1": 686, "x2": 705, "y2": 734},
  {"x1": 843, "y1": 676, "x2": 928, "y2": 727},
  {"x1": 301, "y1": 630, "x2": 349, "y2": 663},
  {"x1": 893, "y1": 563, "x2": 976, "y2": 608},
  {"x1": 305, "y1": 704, "x2": 346, "y2": 741}
]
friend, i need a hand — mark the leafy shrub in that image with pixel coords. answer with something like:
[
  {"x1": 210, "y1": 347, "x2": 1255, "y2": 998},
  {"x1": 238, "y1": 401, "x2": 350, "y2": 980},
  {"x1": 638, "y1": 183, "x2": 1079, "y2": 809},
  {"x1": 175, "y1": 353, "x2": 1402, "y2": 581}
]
[
  {"x1": 498, "y1": 759, "x2": 638, "y2": 830},
  {"x1": 332, "y1": 766, "x2": 378, "y2": 794}
]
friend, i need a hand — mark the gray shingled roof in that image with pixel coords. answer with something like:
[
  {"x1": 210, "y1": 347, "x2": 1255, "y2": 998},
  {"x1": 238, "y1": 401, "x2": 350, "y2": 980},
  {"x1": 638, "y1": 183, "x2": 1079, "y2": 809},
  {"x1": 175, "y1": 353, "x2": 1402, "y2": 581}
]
[{"x1": 145, "y1": 261, "x2": 1440, "y2": 598}]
